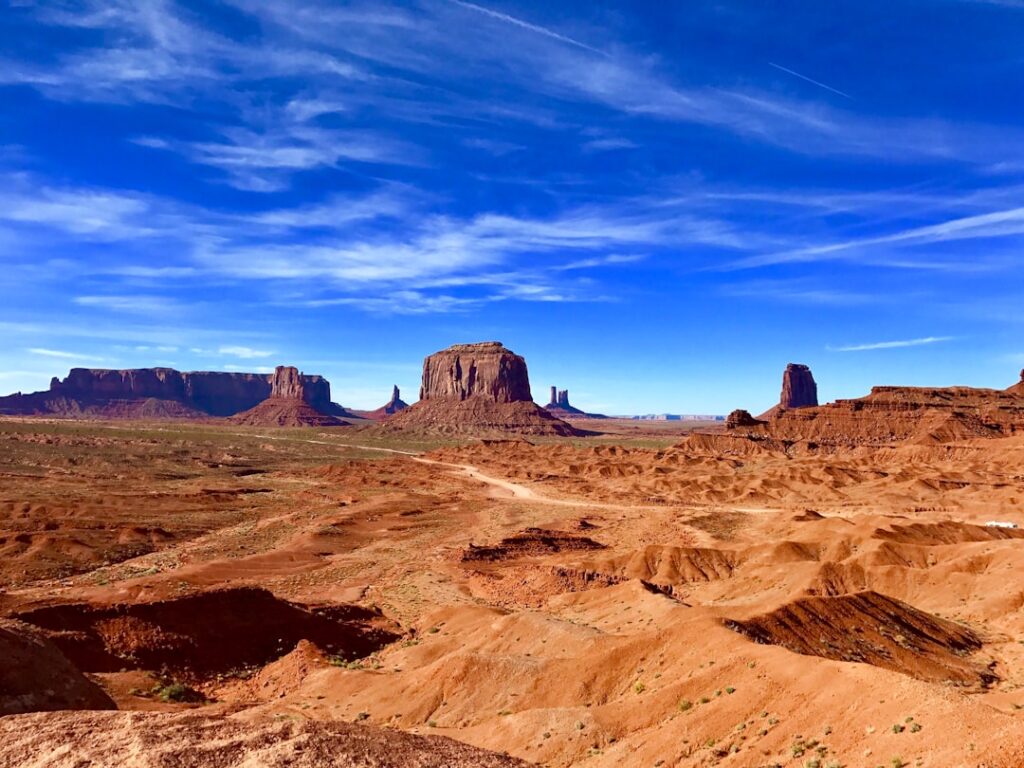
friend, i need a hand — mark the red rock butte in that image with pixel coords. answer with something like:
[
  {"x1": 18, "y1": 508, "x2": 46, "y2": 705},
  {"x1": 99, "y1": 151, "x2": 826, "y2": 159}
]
[
  {"x1": 419, "y1": 341, "x2": 533, "y2": 403},
  {"x1": 758, "y1": 363, "x2": 818, "y2": 419},
  {"x1": 230, "y1": 366, "x2": 352, "y2": 427},
  {"x1": 780, "y1": 363, "x2": 818, "y2": 409},
  {"x1": 382, "y1": 342, "x2": 581, "y2": 436}
]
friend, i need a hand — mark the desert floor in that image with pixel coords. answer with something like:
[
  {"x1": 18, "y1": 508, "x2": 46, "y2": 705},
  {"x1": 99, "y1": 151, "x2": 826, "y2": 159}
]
[{"x1": 2, "y1": 417, "x2": 1023, "y2": 767}]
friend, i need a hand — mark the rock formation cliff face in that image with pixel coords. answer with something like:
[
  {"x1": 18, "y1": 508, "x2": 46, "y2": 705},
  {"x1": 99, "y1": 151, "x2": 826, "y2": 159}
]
[
  {"x1": 1, "y1": 619, "x2": 116, "y2": 715},
  {"x1": 383, "y1": 342, "x2": 580, "y2": 436},
  {"x1": 780, "y1": 364, "x2": 818, "y2": 409},
  {"x1": 420, "y1": 342, "x2": 532, "y2": 403},
  {"x1": 229, "y1": 366, "x2": 350, "y2": 427},
  {"x1": 0, "y1": 367, "x2": 341, "y2": 419},
  {"x1": 726, "y1": 409, "x2": 765, "y2": 430},
  {"x1": 1007, "y1": 370, "x2": 1024, "y2": 397},
  {"x1": 724, "y1": 372, "x2": 1024, "y2": 450}
]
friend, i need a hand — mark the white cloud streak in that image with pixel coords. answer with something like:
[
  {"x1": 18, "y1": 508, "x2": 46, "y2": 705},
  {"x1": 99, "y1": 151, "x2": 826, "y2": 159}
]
[
  {"x1": 27, "y1": 347, "x2": 107, "y2": 361},
  {"x1": 217, "y1": 345, "x2": 274, "y2": 359},
  {"x1": 447, "y1": 0, "x2": 606, "y2": 56},
  {"x1": 828, "y1": 336, "x2": 955, "y2": 352}
]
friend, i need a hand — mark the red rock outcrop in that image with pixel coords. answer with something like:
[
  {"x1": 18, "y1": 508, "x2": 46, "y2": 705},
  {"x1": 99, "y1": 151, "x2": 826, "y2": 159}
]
[
  {"x1": 1007, "y1": 370, "x2": 1024, "y2": 397},
  {"x1": 0, "y1": 367, "x2": 341, "y2": 419},
  {"x1": 0, "y1": 711, "x2": 533, "y2": 768},
  {"x1": 780, "y1": 363, "x2": 818, "y2": 409},
  {"x1": 1, "y1": 619, "x2": 115, "y2": 715},
  {"x1": 419, "y1": 342, "x2": 533, "y2": 402},
  {"x1": 364, "y1": 386, "x2": 410, "y2": 420},
  {"x1": 229, "y1": 366, "x2": 351, "y2": 427},
  {"x1": 726, "y1": 409, "x2": 766, "y2": 429},
  {"x1": 382, "y1": 342, "x2": 581, "y2": 436},
  {"x1": 758, "y1": 363, "x2": 818, "y2": 419},
  {"x1": 544, "y1": 386, "x2": 606, "y2": 419},
  {"x1": 724, "y1": 372, "x2": 1024, "y2": 450}
]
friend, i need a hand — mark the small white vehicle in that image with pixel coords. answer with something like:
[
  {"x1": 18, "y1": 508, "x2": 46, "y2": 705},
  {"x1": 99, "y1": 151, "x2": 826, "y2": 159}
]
[{"x1": 985, "y1": 521, "x2": 1020, "y2": 529}]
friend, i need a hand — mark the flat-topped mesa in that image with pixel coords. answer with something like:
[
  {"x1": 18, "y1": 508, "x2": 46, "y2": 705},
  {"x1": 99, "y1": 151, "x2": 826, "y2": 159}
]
[
  {"x1": 780, "y1": 363, "x2": 818, "y2": 410},
  {"x1": 419, "y1": 342, "x2": 532, "y2": 403},
  {"x1": 0, "y1": 366, "x2": 350, "y2": 421},
  {"x1": 382, "y1": 342, "x2": 582, "y2": 436},
  {"x1": 1, "y1": 367, "x2": 277, "y2": 418}
]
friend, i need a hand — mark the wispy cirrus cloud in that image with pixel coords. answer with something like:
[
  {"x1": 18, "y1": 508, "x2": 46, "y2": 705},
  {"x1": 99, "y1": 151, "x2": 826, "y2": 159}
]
[
  {"x1": 74, "y1": 295, "x2": 182, "y2": 314},
  {"x1": 722, "y1": 205, "x2": 1024, "y2": 270},
  {"x1": 828, "y1": 336, "x2": 955, "y2": 352},
  {"x1": 9, "y1": 0, "x2": 1024, "y2": 185},
  {"x1": 224, "y1": 364, "x2": 274, "y2": 373},
  {"x1": 217, "y1": 345, "x2": 274, "y2": 359},
  {"x1": 27, "y1": 347, "x2": 108, "y2": 361}
]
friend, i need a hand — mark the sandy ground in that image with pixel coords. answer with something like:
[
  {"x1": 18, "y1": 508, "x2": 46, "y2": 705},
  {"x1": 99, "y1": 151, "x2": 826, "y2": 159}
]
[{"x1": 2, "y1": 417, "x2": 1024, "y2": 767}]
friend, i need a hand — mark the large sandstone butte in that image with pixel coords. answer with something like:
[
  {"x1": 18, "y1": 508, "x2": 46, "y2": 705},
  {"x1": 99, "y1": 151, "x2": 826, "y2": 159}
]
[
  {"x1": 724, "y1": 369, "x2": 1024, "y2": 450},
  {"x1": 780, "y1": 363, "x2": 818, "y2": 409},
  {"x1": 230, "y1": 366, "x2": 352, "y2": 427},
  {"x1": 419, "y1": 342, "x2": 533, "y2": 402},
  {"x1": 0, "y1": 367, "x2": 341, "y2": 419},
  {"x1": 382, "y1": 342, "x2": 580, "y2": 436},
  {"x1": 758, "y1": 363, "x2": 818, "y2": 419}
]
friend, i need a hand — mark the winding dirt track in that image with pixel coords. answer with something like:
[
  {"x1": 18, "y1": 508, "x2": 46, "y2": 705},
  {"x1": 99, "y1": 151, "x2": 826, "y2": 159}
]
[{"x1": 250, "y1": 433, "x2": 661, "y2": 509}]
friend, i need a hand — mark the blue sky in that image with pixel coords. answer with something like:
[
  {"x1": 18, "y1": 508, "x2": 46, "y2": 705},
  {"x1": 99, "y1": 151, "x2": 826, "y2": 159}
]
[{"x1": 1, "y1": 0, "x2": 1023, "y2": 414}]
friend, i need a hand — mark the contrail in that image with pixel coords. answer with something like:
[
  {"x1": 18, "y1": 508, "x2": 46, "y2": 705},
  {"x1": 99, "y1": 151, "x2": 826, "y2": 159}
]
[
  {"x1": 448, "y1": 0, "x2": 606, "y2": 56},
  {"x1": 769, "y1": 62, "x2": 853, "y2": 100},
  {"x1": 828, "y1": 336, "x2": 953, "y2": 352}
]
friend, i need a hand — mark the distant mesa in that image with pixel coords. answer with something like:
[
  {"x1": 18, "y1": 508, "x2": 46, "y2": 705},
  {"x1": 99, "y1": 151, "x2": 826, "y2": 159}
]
[
  {"x1": 381, "y1": 342, "x2": 582, "y2": 436},
  {"x1": 229, "y1": 366, "x2": 353, "y2": 427},
  {"x1": 0, "y1": 366, "x2": 351, "y2": 422},
  {"x1": 632, "y1": 414, "x2": 725, "y2": 422},
  {"x1": 544, "y1": 386, "x2": 606, "y2": 419}
]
